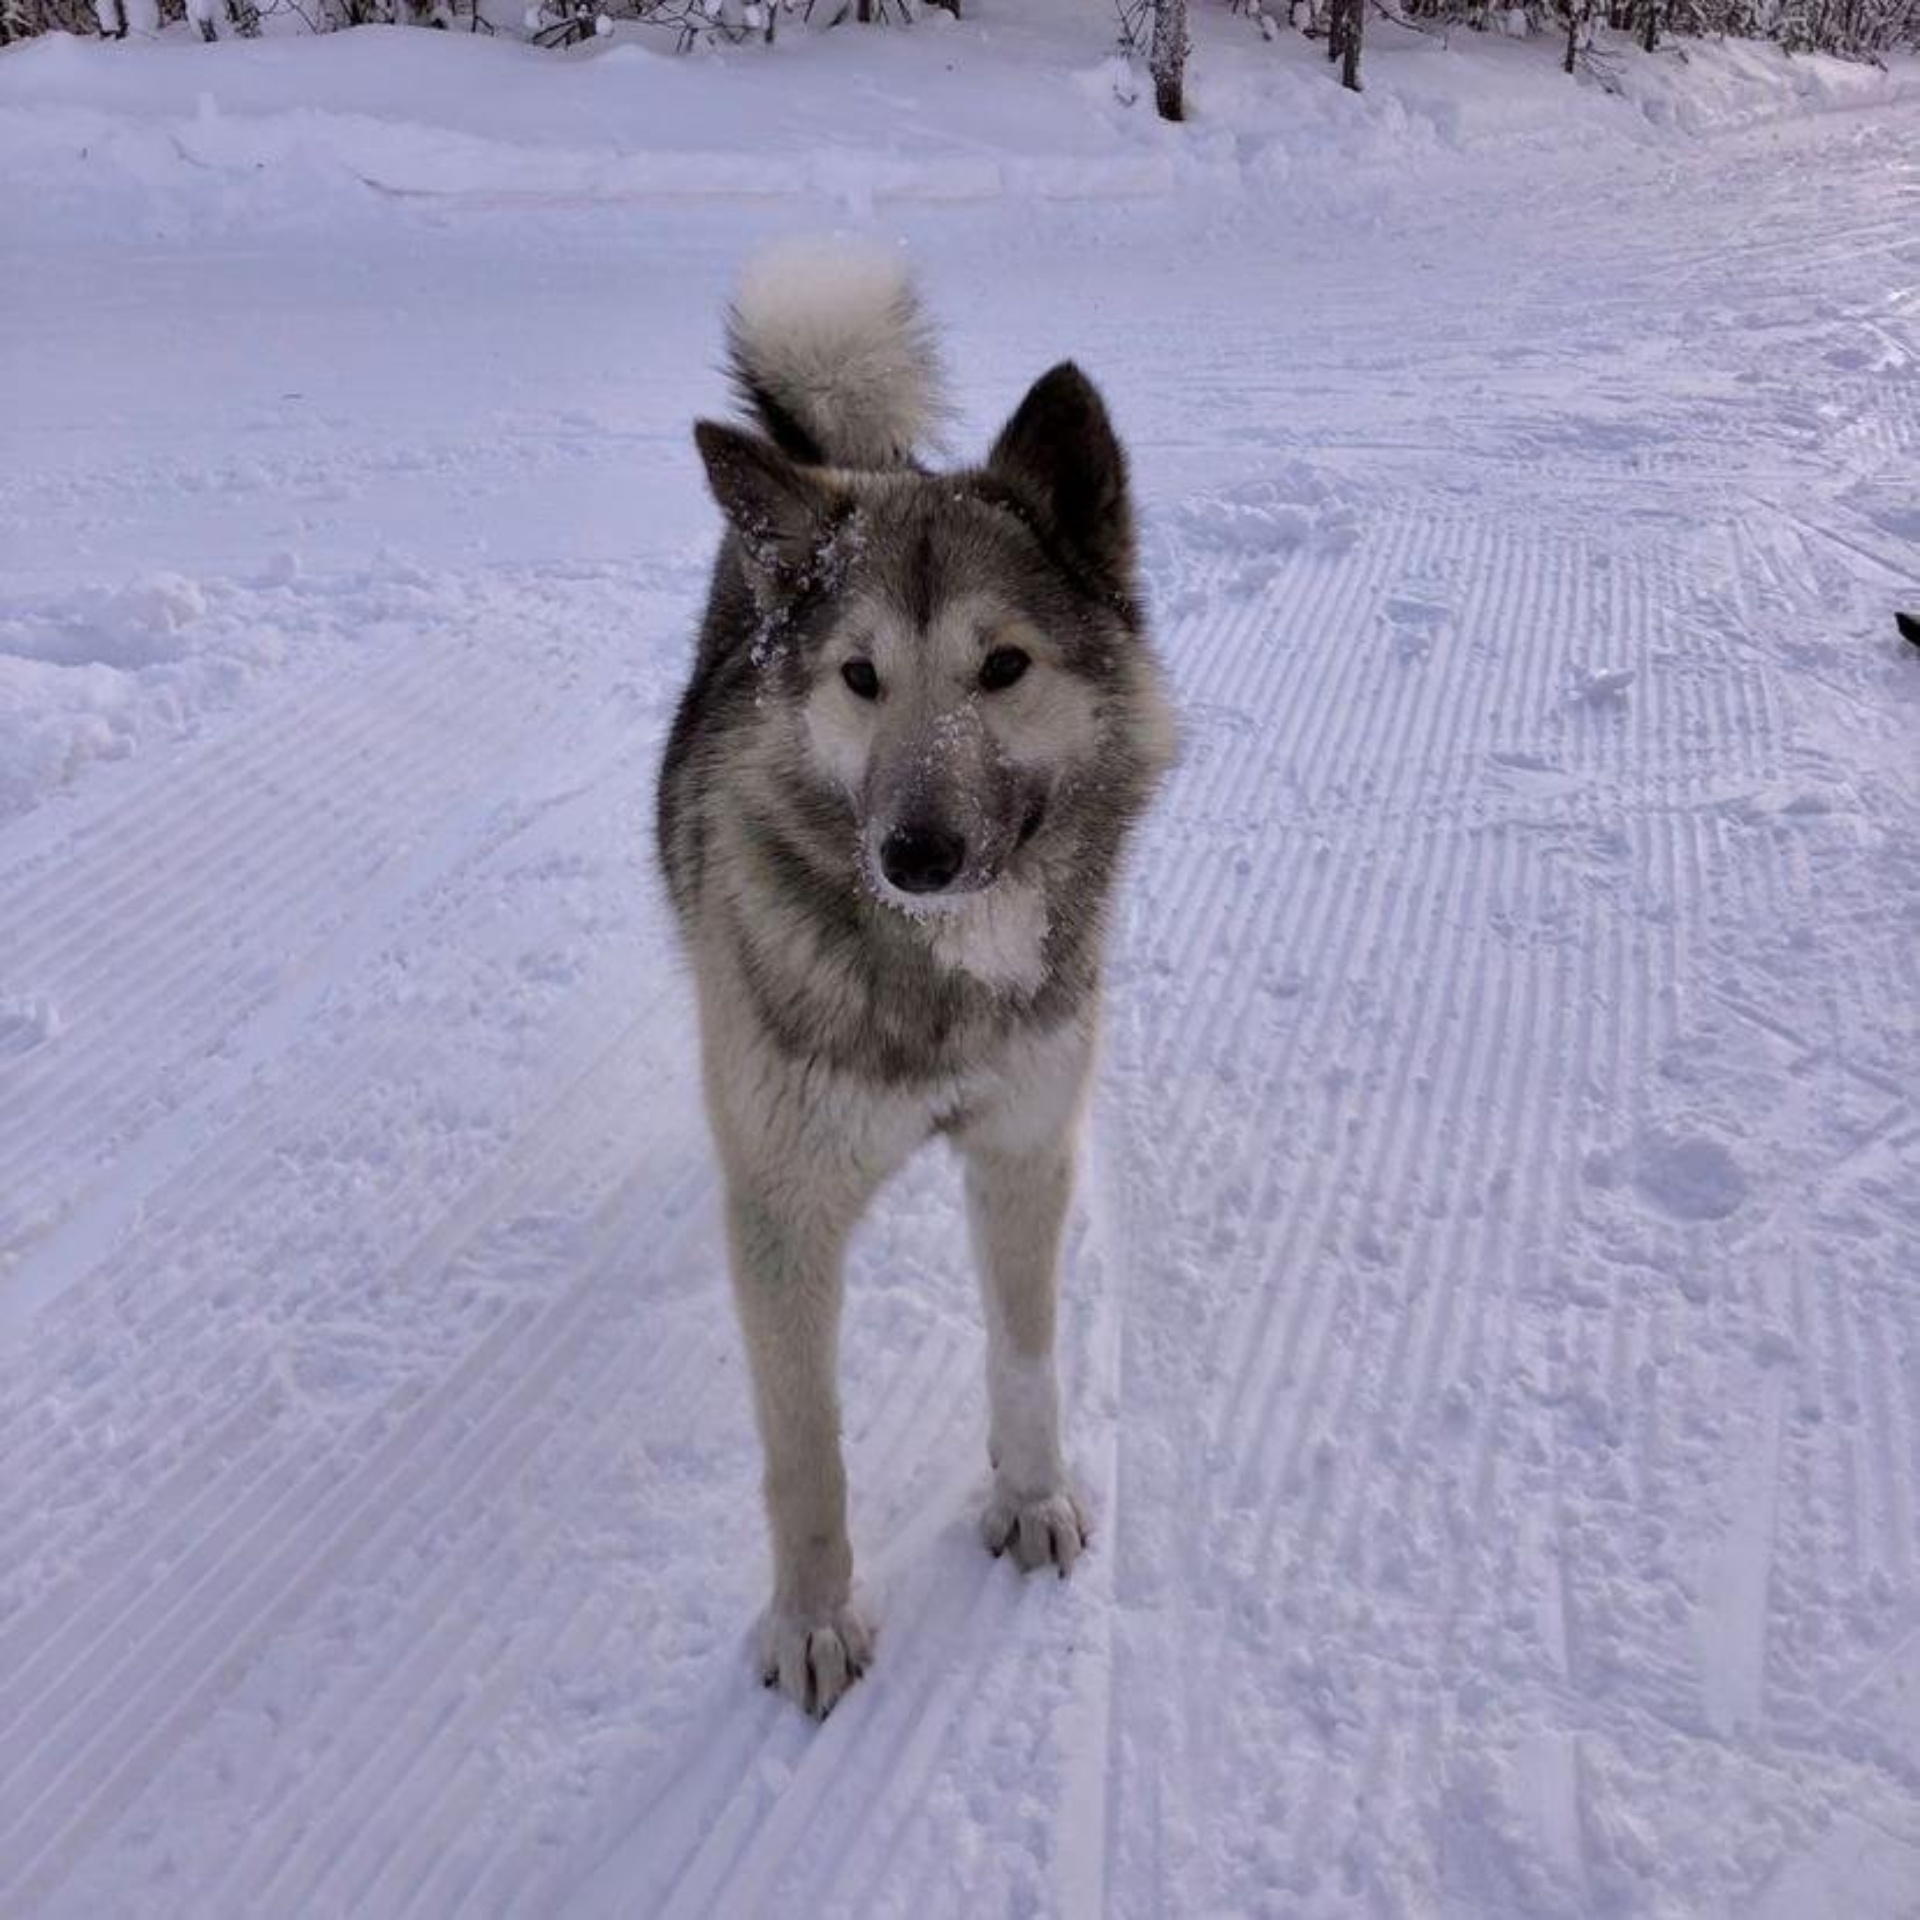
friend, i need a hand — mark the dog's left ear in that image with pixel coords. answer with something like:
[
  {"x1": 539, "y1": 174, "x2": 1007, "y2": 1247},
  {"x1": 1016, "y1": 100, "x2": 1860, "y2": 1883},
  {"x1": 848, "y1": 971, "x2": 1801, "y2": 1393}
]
[{"x1": 987, "y1": 362, "x2": 1134, "y2": 596}]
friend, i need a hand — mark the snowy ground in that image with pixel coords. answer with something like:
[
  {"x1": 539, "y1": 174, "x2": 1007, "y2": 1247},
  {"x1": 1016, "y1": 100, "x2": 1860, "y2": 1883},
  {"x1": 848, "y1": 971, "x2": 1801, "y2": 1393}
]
[{"x1": 2, "y1": 10, "x2": 1918, "y2": 1916}]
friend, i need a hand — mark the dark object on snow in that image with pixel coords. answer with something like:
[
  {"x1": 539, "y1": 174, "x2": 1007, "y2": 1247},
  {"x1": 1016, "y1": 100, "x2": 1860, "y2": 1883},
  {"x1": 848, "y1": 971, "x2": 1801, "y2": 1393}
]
[
  {"x1": 1328, "y1": 0, "x2": 1363, "y2": 91},
  {"x1": 1897, "y1": 612, "x2": 1920, "y2": 650},
  {"x1": 1151, "y1": 0, "x2": 1187, "y2": 121}
]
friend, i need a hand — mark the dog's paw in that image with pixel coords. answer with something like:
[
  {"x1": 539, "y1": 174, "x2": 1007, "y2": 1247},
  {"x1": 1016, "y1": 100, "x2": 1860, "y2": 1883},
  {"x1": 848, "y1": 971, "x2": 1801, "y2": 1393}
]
[
  {"x1": 981, "y1": 1486, "x2": 1088, "y2": 1577},
  {"x1": 757, "y1": 1603, "x2": 873, "y2": 1719}
]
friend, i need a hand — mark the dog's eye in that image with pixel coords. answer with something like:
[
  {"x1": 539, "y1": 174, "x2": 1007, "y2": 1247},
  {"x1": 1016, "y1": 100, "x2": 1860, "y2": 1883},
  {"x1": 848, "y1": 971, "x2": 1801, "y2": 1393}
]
[
  {"x1": 979, "y1": 646, "x2": 1031, "y2": 693},
  {"x1": 841, "y1": 659, "x2": 881, "y2": 701}
]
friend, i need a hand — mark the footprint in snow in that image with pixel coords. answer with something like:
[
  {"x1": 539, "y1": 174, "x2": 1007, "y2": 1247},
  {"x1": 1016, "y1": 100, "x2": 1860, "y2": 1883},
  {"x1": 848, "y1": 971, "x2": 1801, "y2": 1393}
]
[
  {"x1": 1382, "y1": 594, "x2": 1452, "y2": 663},
  {"x1": 1630, "y1": 1129, "x2": 1748, "y2": 1223},
  {"x1": 1573, "y1": 665, "x2": 1635, "y2": 705},
  {"x1": 0, "y1": 997, "x2": 62, "y2": 1060}
]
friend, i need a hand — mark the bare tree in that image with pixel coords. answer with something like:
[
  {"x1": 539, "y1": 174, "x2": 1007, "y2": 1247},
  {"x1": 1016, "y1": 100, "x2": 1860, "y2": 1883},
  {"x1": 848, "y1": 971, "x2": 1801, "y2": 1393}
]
[
  {"x1": 1327, "y1": 0, "x2": 1363, "y2": 87},
  {"x1": 1563, "y1": 0, "x2": 1589, "y2": 70},
  {"x1": 1151, "y1": 0, "x2": 1188, "y2": 121}
]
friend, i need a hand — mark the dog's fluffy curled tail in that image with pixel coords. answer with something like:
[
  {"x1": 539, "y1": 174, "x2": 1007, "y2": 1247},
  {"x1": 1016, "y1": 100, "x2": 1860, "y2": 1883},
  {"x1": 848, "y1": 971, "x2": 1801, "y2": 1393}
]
[{"x1": 726, "y1": 241, "x2": 946, "y2": 472}]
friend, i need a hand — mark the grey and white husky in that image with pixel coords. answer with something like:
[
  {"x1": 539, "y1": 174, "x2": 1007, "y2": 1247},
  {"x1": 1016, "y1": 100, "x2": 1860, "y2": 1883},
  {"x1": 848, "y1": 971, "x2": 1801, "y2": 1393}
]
[{"x1": 657, "y1": 243, "x2": 1174, "y2": 1717}]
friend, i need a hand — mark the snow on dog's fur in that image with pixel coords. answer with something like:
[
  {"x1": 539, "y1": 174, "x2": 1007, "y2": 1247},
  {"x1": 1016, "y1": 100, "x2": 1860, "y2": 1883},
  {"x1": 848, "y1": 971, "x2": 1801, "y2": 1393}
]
[{"x1": 657, "y1": 240, "x2": 1173, "y2": 1717}]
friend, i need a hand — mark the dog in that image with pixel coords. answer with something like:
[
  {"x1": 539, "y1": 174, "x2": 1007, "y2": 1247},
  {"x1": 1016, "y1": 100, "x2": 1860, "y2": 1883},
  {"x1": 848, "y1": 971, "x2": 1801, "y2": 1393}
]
[{"x1": 656, "y1": 242, "x2": 1175, "y2": 1716}]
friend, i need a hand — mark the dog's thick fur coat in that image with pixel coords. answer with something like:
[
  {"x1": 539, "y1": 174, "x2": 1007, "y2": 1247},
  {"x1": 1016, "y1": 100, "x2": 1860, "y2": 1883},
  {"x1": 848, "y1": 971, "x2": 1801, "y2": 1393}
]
[{"x1": 657, "y1": 243, "x2": 1174, "y2": 1716}]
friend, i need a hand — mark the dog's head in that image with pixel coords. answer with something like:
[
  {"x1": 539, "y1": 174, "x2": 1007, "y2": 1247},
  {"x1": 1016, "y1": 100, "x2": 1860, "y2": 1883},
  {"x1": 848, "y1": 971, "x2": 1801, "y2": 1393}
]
[{"x1": 695, "y1": 363, "x2": 1174, "y2": 918}]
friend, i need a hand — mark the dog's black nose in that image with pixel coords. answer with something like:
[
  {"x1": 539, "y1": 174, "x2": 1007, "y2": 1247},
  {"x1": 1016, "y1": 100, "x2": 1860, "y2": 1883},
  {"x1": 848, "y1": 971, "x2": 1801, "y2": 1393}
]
[{"x1": 880, "y1": 824, "x2": 966, "y2": 895}]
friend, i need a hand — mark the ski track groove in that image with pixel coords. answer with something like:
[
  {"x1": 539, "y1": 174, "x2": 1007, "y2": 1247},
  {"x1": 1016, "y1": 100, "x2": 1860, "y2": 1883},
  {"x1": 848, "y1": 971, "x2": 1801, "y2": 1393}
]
[
  {"x1": 850, "y1": 1320, "x2": 977, "y2": 1517},
  {"x1": 433, "y1": 1586, "x2": 634, "y2": 1918},
  {"x1": 11, "y1": 1174, "x2": 650, "y2": 1919},
  {"x1": 255, "y1": 1457, "x2": 609, "y2": 1915},
  {"x1": 1180, "y1": 473, "x2": 1778, "y2": 1857},
  {"x1": 1828, "y1": 1263, "x2": 1872, "y2": 1597},
  {"x1": 1860, "y1": 1299, "x2": 1918, "y2": 1586},
  {"x1": 0, "y1": 618, "x2": 468, "y2": 969},
  {"x1": 1216, "y1": 760, "x2": 1463, "y2": 1486},
  {"x1": 1150, "y1": 519, "x2": 1433, "y2": 1216},
  {"x1": 1147, "y1": 561, "x2": 1287, "y2": 931},
  {"x1": 0, "y1": 1013, "x2": 440, "y2": 1473},
  {"x1": 0, "y1": 1376, "x2": 301, "y2": 1736},
  {"x1": 782, "y1": 1533, "x2": 1010, "y2": 1914},
  {"x1": 0, "y1": 633, "x2": 499, "y2": 1127},
  {"x1": 1205, "y1": 818, "x2": 1400, "y2": 1507},
  {"x1": 721, "y1": 1352, "x2": 1003, "y2": 1912},
  {"x1": 0, "y1": 566, "x2": 672, "y2": 1287},
  {"x1": 516, "y1": 1307, "x2": 982, "y2": 1919},
  {"x1": 643, "y1": 1391, "x2": 986, "y2": 1918},
  {"x1": 695, "y1": 1538, "x2": 1000, "y2": 1917},
  {"x1": 1274, "y1": 815, "x2": 1506, "y2": 1584},
  {"x1": 1372, "y1": 835, "x2": 1512, "y2": 1472},
  {"x1": 0, "y1": 693, "x2": 556, "y2": 1229},
  {"x1": 1328, "y1": 822, "x2": 1522, "y2": 1572},
  {"x1": 1290, "y1": 818, "x2": 1488, "y2": 1562},
  {"x1": 1058, "y1": 1102, "x2": 1132, "y2": 1920},
  {"x1": 5, "y1": 1014, "x2": 693, "y2": 1913},
  {"x1": 0, "y1": 1374, "x2": 287, "y2": 1633},
  {"x1": 2, "y1": 1290, "x2": 545, "y2": 1911},
  {"x1": 0, "y1": 752, "x2": 660, "y2": 1460},
  {"x1": 1200, "y1": 518, "x2": 1366, "y2": 799},
  {"x1": 0, "y1": 954, "x2": 652, "y2": 1588},
  {"x1": 1291, "y1": 520, "x2": 1424, "y2": 803},
  {"x1": 221, "y1": 1180, "x2": 693, "y2": 1914},
  {"x1": 372, "y1": 1583, "x2": 606, "y2": 1917},
  {"x1": 317, "y1": 1264, "x2": 691, "y2": 1920},
  {"x1": 0, "y1": 691, "x2": 546, "y2": 1310},
  {"x1": 1434, "y1": 864, "x2": 1589, "y2": 1602},
  {"x1": 395, "y1": 1242, "x2": 776, "y2": 1919},
  {"x1": 397, "y1": 1581, "x2": 627, "y2": 1920}
]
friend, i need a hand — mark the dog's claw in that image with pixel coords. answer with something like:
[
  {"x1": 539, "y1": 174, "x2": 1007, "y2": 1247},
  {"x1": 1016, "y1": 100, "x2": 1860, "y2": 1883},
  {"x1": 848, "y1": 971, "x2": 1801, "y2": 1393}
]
[
  {"x1": 758, "y1": 1605, "x2": 873, "y2": 1719},
  {"x1": 982, "y1": 1487, "x2": 1088, "y2": 1576}
]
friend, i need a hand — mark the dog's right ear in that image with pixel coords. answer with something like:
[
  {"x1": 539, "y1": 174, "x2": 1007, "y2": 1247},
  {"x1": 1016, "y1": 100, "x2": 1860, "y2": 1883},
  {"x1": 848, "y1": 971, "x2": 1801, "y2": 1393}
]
[{"x1": 695, "y1": 421, "x2": 835, "y2": 588}]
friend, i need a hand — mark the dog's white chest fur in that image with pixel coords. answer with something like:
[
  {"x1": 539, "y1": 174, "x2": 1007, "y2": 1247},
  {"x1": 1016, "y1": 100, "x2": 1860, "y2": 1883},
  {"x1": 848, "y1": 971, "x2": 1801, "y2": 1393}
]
[{"x1": 920, "y1": 876, "x2": 1050, "y2": 995}]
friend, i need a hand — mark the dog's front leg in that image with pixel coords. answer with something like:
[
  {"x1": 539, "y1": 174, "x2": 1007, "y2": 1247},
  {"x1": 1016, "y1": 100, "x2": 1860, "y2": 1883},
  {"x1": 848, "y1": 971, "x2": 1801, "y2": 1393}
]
[
  {"x1": 964, "y1": 1128, "x2": 1089, "y2": 1576},
  {"x1": 724, "y1": 1178, "x2": 873, "y2": 1717}
]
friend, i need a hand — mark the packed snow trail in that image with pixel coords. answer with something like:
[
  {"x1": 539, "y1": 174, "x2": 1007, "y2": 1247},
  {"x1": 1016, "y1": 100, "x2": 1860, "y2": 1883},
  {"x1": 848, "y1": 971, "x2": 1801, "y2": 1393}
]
[{"x1": 2, "y1": 41, "x2": 1918, "y2": 1918}]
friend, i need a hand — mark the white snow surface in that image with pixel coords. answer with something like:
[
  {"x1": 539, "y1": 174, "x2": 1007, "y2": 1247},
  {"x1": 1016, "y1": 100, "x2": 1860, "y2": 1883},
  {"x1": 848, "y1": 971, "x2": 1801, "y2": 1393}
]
[{"x1": 2, "y1": 7, "x2": 1918, "y2": 1916}]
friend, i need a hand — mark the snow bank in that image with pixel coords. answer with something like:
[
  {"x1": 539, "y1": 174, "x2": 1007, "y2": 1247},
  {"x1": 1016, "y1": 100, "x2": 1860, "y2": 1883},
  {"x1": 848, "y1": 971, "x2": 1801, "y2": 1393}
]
[
  {"x1": 1606, "y1": 30, "x2": 1918, "y2": 133},
  {"x1": 0, "y1": 20, "x2": 1181, "y2": 210},
  {"x1": 0, "y1": 6, "x2": 1913, "y2": 215},
  {"x1": 0, "y1": 572, "x2": 298, "y2": 820}
]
